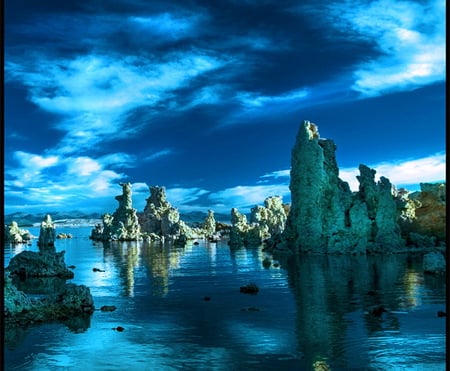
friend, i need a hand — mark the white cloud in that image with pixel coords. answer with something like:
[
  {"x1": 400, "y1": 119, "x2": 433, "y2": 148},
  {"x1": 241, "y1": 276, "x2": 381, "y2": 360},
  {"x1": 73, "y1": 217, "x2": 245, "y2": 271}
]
[
  {"x1": 340, "y1": 153, "x2": 446, "y2": 191},
  {"x1": 208, "y1": 184, "x2": 290, "y2": 213},
  {"x1": 329, "y1": 0, "x2": 445, "y2": 96},
  {"x1": 237, "y1": 88, "x2": 309, "y2": 108},
  {"x1": 6, "y1": 51, "x2": 227, "y2": 154}
]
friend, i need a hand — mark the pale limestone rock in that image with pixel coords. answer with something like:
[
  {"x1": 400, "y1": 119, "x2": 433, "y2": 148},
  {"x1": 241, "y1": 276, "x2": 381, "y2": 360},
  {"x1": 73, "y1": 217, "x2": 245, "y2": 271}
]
[
  {"x1": 138, "y1": 186, "x2": 197, "y2": 244},
  {"x1": 203, "y1": 210, "x2": 217, "y2": 237},
  {"x1": 92, "y1": 183, "x2": 141, "y2": 241},
  {"x1": 4, "y1": 222, "x2": 33, "y2": 244},
  {"x1": 38, "y1": 214, "x2": 56, "y2": 252}
]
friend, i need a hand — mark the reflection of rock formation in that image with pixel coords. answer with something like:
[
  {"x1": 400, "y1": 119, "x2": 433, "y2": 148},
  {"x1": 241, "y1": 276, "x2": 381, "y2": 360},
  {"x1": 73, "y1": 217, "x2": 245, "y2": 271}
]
[
  {"x1": 91, "y1": 183, "x2": 141, "y2": 241},
  {"x1": 396, "y1": 183, "x2": 446, "y2": 247},
  {"x1": 4, "y1": 221, "x2": 34, "y2": 244},
  {"x1": 279, "y1": 121, "x2": 404, "y2": 254},
  {"x1": 282, "y1": 254, "x2": 411, "y2": 368}
]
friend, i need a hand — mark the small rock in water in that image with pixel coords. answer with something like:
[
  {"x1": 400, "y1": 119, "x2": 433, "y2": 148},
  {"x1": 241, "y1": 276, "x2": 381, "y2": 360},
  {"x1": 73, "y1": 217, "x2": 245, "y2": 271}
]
[
  {"x1": 240, "y1": 283, "x2": 259, "y2": 294},
  {"x1": 112, "y1": 326, "x2": 125, "y2": 332},
  {"x1": 100, "y1": 305, "x2": 117, "y2": 312},
  {"x1": 203, "y1": 296, "x2": 211, "y2": 301},
  {"x1": 68, "y1": 265, "x2": 76, "y2": 269},
  {"x1": 262, "y1": 257, "x2": 271, "y2": 268},
  {"x1": 93, "y1": 268, "x2": 105, "y2": 272},
  {"x1": 437, "y1": 311, "x2": 446, "y2": 317}
]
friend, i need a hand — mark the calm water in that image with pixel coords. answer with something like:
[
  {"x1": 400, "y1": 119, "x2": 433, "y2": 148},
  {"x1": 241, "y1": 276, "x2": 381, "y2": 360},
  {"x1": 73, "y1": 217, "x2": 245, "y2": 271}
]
[{"x1": 4, "y1": 227, "x2": 447, "y2": 370}]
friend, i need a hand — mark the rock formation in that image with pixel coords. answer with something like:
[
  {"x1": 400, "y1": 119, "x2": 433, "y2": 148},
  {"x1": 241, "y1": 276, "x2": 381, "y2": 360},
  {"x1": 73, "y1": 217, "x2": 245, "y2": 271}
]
[
  {"x1": 278, "y1": 120, "x2": 405, "y2": 254},
  {"x1": 4, "y1": 221, "x2": 34, "y2": 244},
  {"x1": 91, "y1": 183, "x2": 141, "y2": 241},
  {"x1": 396, "y1": 183, "x2": 446, "y2": 247},
  {"x1": 7, "y1": 214, "x2": 74, "y2": 278},
  {"x1": 138, "y1": 186, "x2": 197, "y2": 244},
  {"x1": 4, "y1": 272, "x2": 94, "y2": 326},
  {"x1": 38, "y1": 214, "x2": 56, "y2": 250},
  {"x1": 228, "y1": 196, "x2": 288, "y2": 248}
]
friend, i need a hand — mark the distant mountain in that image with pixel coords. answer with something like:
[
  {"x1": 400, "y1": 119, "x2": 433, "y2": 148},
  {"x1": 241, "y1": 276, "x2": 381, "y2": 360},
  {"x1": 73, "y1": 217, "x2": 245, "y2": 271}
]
[{"x1": 4, "y1": 211, "x2": 102, "y2": 227}]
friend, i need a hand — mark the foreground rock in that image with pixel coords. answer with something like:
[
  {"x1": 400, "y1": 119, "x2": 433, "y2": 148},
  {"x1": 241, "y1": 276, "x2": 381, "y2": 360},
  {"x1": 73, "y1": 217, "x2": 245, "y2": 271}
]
[
  {"x1": 7, "y1": 215, "x2": 74, "y2": 279},
  {"x1": 277, "y1": 121, "x2": 404, "y2": 254},
  {"x1": 91, "y1": 183, "x2": 141, "y2": 241},
  {"x1": 4, "y1": 272, "x2": 94, "y2": 326}
]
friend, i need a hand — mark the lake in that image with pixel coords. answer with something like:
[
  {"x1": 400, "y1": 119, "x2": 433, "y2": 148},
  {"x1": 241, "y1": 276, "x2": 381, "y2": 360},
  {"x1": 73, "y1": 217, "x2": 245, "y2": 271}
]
[{"x1": 3, "y1": 227, "x2": 447, "y2": 370}]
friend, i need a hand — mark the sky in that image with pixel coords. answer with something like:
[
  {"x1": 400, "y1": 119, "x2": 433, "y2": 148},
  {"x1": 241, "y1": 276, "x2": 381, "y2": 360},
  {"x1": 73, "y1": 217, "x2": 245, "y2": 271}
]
[{"x1": 3, "y1": 0, "x2": 446, "y2": 216}]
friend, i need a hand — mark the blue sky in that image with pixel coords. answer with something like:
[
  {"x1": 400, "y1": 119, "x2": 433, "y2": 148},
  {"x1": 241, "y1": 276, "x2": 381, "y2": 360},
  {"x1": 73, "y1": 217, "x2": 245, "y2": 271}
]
[{"x1": 4, "y1": 0, "x2": 446, "y2": 215}]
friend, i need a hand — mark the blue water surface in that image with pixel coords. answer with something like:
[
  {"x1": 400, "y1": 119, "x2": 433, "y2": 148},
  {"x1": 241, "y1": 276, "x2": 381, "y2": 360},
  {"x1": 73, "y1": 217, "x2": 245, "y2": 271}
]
[{"x1": 4, "y1": 227, "x2": 447, "y2": 370}]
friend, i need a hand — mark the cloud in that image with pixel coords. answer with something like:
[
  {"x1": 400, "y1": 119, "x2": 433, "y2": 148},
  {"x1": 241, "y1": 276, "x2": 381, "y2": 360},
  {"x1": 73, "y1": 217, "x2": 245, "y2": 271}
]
[
  {"x1": 5, "y1": 51, "x2": 227, "y2": 154},
  {"x1": 339, "y1": 153, "x2": 446, "y2": 191},
  {"x1": 236, "y1": 88, "x2": 309, "y2": 109},
  {"x1": 208, "y1": 184, "x2": 290, "y2": 213},
  {"x1": 324, "y1": 0, "x2": 445, "y2": 96}
]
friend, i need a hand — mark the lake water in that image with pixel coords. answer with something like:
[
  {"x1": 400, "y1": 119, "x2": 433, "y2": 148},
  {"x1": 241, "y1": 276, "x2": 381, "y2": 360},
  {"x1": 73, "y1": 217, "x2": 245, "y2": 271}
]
[{"x1": 4, "y1": 227, "x2": 447, "y2": 370}]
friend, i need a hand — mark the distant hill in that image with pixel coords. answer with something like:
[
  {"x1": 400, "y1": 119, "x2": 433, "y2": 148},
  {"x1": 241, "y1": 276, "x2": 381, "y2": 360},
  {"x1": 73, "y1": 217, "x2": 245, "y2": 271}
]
[
  {"x1": 4, "y1": 210, "x2": 231, "y2": 227},
  {"x1": 4, "y1": 211, "x2": 102, "y2": 227}
]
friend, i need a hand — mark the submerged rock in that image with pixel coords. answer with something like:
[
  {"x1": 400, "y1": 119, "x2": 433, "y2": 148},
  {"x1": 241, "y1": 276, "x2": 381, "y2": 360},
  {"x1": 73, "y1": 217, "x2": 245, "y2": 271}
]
[{"x1": 278, "y1": 120, "x2": 405, "y2": 254}]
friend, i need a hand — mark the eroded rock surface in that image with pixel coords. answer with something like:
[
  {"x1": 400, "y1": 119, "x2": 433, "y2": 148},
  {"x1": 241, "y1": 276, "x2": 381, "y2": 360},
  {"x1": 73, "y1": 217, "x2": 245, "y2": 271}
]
[
  {"x1": 278, "y1": 120, "x2": 404, "y2": 254},
  {"x1": 4, "y1": 221, "x2": 33, "y2": 244},
  {"x1": 91, "y1": 183, "x2": 141, "y2": 241}
]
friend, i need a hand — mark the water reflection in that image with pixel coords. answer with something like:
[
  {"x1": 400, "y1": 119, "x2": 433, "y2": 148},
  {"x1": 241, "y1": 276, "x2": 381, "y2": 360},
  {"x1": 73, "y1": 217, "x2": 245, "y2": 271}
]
[{"x1": 279, "y1": 253, "x2": 446, "y2": 370}]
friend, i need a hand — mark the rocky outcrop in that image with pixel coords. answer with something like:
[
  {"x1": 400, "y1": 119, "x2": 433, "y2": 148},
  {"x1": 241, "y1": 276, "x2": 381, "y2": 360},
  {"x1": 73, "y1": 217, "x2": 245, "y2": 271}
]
[
  {"x1": 7, "y1": 214, "x2": 74, "y2": 278},
  {"x1": 228, "y1": 196, "x2": 288, "y2": 248},
  {"x1": 396, "y1": 183, "x2": 446, "y2": 247},
  {"x1": 4, "y1": 221, "x2": 34, "y2": 244},
  {"x1": 6, "y1": 250, "x2": 74, "y2": 279},
  {"x1": 4, "y1": 272, "x2": 94, "y2": 326},
  {"x1": 91, "y1": 183, "x2": 141, "y2": 241},
  {"x1": 138, "y1": 186, "x2": 197, "y2": 244},
  {"x1": 38, "y1": 214, "x2": 56, "y2": 250},
  {"x1": 278, "y1": 120, "x2": 404, "y2": 254}
]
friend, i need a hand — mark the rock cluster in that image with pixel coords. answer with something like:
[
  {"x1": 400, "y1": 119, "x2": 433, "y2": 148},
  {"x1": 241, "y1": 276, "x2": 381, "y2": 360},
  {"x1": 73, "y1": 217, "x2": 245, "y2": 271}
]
[
  {"x1": 396, "y1": 183, "x2": 446, "y2": 247},
  {"x1": 228, "y1": 196, "x2": 288, "y2": 248},
  {"x1": 91, "y1": 183, "x2": 141, "y2": 241},
  {"x1": 5, "y1": 215, "x2": 95, "y2": 327},
  {"x1": 7, "y1": 215, "x2": 74, "y2": 279},
  {"x1": 4, "y1": 221, "x2": 34, "y2": 244},
  {"x1": 278, "y1": 121, "x2": 404, "y2": 254},
  {"x1": 138, "y1": 186, "x2": 197, "y2": 244},
  {"x1": 4, "y1": 272, "x2": 94, "y2": 326}
]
